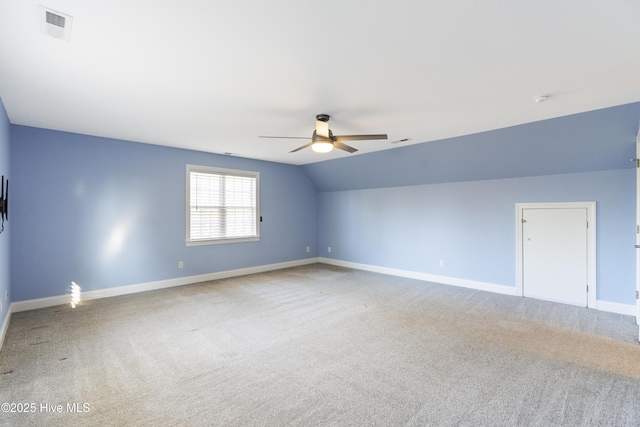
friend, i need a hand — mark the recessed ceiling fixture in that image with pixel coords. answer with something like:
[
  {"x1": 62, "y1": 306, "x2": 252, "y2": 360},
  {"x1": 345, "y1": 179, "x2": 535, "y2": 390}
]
[
  {"x1": 534, "y1": 95, "x2": 550, "y2": 103},
  {"x1": 39, "y1": 6, "x2": 73, "y2": 42}
]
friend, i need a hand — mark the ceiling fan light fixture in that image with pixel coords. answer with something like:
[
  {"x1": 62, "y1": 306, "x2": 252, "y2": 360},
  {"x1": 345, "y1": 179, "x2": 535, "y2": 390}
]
[
  {"x1": 260, "y1": 113, "x2": 386, "y2": 154},
  {"x1": 311, "y1": 140, "x2": 333, "y2": 153}
]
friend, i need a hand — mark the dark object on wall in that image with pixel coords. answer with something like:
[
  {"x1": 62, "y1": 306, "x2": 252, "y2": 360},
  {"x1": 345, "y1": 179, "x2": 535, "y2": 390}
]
[{"x1": 0, "y1": 175, "x2": 7, "y2": 233}]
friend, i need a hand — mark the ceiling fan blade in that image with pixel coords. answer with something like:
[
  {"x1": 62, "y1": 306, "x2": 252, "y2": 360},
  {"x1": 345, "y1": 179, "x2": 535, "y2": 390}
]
[
  {"x1": 334, "y1": 134, "x2": 388, "y2": 142},
  {"x1": 333, "y1": 141, "x2": 358, "y2": 153},
  {"x1": 316, "y1": 120, "x2": 330, "y2": 138},
  {"x1": 259, "y1": 136, "x2": 311, "y2": 140},
  {"x1": 289, "y1": 142, "x2": 313, "y2": 153}
]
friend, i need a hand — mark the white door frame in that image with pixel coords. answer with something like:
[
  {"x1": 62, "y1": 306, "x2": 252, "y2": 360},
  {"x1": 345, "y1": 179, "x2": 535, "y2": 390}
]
[
  {"x1": 516, "y1": 202, "x2": 596, "y2": 308},
  {"x1": 635, "y1": 132, "x2": 640, "y2": 331}
]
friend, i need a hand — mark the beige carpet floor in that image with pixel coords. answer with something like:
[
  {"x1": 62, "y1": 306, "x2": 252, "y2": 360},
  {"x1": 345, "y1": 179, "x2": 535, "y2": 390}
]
[{"x1": 1, "y1": 263, "x2": 639, "y2": 426}]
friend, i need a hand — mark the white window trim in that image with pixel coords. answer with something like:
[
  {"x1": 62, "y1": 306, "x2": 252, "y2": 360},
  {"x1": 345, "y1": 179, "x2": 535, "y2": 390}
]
[{"x1": 186, "y1": 164, "x2": 260, "y2": 246}]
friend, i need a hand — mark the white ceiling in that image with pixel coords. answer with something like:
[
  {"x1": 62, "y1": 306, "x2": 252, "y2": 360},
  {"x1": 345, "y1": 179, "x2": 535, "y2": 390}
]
[{"x1": 0, "y1": 1, "x2": 639, "y2": 165}]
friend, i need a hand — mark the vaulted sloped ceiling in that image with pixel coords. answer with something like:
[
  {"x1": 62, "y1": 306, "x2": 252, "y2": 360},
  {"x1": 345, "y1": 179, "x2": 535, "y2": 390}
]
[
  {"x1": 302, "y1": 103, "x2": 640, "y2": 191},
  {"x1": 0, "y1": 1, "x2": 639, "y2": 165}
]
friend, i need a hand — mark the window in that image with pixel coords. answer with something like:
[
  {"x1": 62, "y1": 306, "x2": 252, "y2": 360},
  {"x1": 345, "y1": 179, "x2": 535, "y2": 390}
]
[{"x1": 186, "y1": 164, "x2": 260, "y2": 245}]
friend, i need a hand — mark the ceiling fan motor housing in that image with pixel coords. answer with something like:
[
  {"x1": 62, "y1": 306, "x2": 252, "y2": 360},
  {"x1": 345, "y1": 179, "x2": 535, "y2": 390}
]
[
  {"x1": 312, "y1": 130, "x2": 334, "y2": 141},
  {"x1": 316, "y1": 114, "x2": 330, "y2": 122}
]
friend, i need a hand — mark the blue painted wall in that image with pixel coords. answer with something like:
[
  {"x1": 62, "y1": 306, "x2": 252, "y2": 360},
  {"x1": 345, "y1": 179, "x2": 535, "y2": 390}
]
[
  {"x1": 314, "y1": 104, "x2": 640, "y2": 306},
  {"x1": 6, "y1": 102, "x2": 640, "y2": 308},
  {"x1": 0, "y1": 98, "x2": 9, "y2": 325},
  {"x1": 319, "y1": 170, "x2": 634, "y2": 304},
  {"x1": 10, "y1": 126, "x2": 318, "y2": 301}
]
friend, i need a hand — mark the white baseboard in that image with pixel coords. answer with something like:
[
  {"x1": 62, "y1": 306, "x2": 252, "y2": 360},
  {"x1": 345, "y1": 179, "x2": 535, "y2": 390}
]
[
  {"x1": 596, "y1": 300, "x2": 637, "y2": 316},
  {"x1": 11, "y1": 258, "x2": 320, "y2": 313},
  {"x1": 5, "y1": 255, "x2": 636, "y2": 346},
  {"x1": 319, "y1": 257, "x2": 517, "y2": 296},
  {"x1": 0, "y1": 307, "x2": 12, "y2": 353},
  {"x1": 319, "y1": 258, "x2": 638, "y2": 317}
]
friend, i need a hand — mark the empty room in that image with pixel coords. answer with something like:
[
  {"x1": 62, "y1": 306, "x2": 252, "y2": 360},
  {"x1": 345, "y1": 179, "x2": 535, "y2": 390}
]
[{"x1": 1, "y1": 1, "x2": 640, "y2": 425}]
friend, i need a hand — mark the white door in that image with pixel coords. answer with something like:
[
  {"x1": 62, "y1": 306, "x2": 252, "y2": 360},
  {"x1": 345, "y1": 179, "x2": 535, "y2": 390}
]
[{"x1": 522, "y1": 208, "x2": 588, "y2": 306}]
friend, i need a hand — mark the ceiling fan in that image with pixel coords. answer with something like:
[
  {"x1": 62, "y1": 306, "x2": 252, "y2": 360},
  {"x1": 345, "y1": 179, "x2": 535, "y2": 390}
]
[{"x1": 260, "y1": 114, "x2": 388, "y2": 153}]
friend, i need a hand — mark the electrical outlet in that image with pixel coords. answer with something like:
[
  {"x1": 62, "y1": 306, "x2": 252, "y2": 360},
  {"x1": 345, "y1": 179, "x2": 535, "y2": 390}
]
[
  {"x1": 306, "y1": 246, "x2": 310, "y2": 253},
  {"x1": 178, "y1": 261, "x2": 184, "y2": 269},
  {"x1": 439, "y1": 259, "x2": 445, "y2": 267},
  {"x1": 328, "y1": 247, "x2": 332, "y2": 253}
]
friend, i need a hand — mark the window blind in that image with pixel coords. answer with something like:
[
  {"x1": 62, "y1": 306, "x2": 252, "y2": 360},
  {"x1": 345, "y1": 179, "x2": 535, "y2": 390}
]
[{"x1": 188, "y1": 168, "x2": 258, "y2": 242}]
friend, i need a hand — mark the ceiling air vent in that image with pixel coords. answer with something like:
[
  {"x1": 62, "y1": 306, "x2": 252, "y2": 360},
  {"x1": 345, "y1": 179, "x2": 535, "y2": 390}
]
[
  {"x1": 39, "y1": 6, "x2": 73, "y2": 42},
  {"x1": 46, "y1": 11, "x2": 65, "y2": 28}
]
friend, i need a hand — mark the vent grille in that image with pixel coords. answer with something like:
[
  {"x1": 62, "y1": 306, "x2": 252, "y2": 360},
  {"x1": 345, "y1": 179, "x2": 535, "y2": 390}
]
[
  {"x1": 45, "y1": 11, "x2": 66, "y2": 28},
  {"x1": 39, "y1": 6, "x2": 73, "y2": 42}
]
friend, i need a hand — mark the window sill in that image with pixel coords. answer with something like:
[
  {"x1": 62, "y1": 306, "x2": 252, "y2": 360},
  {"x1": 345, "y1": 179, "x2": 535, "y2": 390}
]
[{"x1": 186, "y1": 236, "x2": 260, "y2": 246}]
